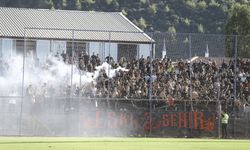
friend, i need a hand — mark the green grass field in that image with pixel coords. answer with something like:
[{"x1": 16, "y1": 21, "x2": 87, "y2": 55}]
[{"x1": 0, "y1": 137, "x2": 249, "y2": 150}]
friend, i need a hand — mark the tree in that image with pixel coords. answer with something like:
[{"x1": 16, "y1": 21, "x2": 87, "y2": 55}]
[
  {"x1": 110, "y1": 0, "x2": 119, "y2": 10},
  {"x1": 164, "y1": 5, "x2": 170, "y2": 12},
  {"x1": 53, "y1": 0, "x2": 67, "y2": 9},
  {"x1": 82, "y1": 0, "x2": 95, "y2": 4},
  {"x1": 225, "y1": 4, "x2": 250, "y2": 58},
  {"x1": 197, "y1": 24, "x2": 204, "y2": 33},
  {"x1": 45, "y1": 0, "x2": 54, "y2": 9},
  {"x1": 183, "y1": 18, "x2": 191, "y2": 26},
  {"x1": 105, "y1": 0, "x2": 112, "y2": 5},
  {"x1": 209, "y1": 0, "x2": 220, "y2": 7},
  {"x1": 3, "y1": 0, "x2": 49, "y2": 8},
  {"x1": 1, "y1": 0, "x2": 249, "y2": 34},
  {"x1": 197, "y1": 0, "x2": 207, "y2": 9},
  {"x1": 140, "y1": 0, "x2": 148, "y2": 5},
  {"x1": 1, "y1": 0, "x2": 22, "y2": 7},
  {"x1": 138, "y1": 17, "x2": 147, "y2": 30},
  {"x1": 186, "y1": 0, "x2": 196, "y2": 8},
  {"x1": 148, "y1": 3, "x2": 157, "y2": 15},
  {"x1": 167, "y1": 26, "x2": 176, "y2": 34},
  {"x1": 66, "y1": 0, "x2": 81, "y2": 10}
]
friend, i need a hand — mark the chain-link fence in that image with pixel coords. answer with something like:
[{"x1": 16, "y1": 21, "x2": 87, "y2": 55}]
[{"x1": 0, "y1": 30, "x2": 249, "y2": 138}]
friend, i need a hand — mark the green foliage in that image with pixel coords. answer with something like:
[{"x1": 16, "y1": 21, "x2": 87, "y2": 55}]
[
  {"x1": 138, "y1": 17, "x2": 147, "y2": 30},
  {"x1": 140, "y1": 0, "x2": 148, "y2": 5},
  {"x1": 164, "y1": 5, "x2": 170, "y2": 12},
  {"x1": 197, "y1": 0, "x2": 207, "y2": 9},
  {"x1": 66, "y1": 0, "x2": 81, "y2": 10},
  {"x1": 226, "y1": 4, "x2": 250, "y2": 35},
  {"x1": 46, "y1": 0, "x2": 54, "y2": 9},
  {"x1": 121, "y1": 9, "x2": 127, "y2": 16},
  {"x1": 183, "y1": 18, "x2": 191, "y2": 26},
  {"x1": 209, "y1": 0, "x2": 220, "y2": 7},
  {"x1": 83, "y1": 0, "x2": 95, "y2": 4},
  {"x1": 75, "y1": 0, "x2": 81, "y2": 10},
  {"x1": 197, "y1": 24, "x2": 204, "y2": 33},
  {"x1": 225, "y1": 4, "x2": 250, "y2": 58},
  {"x1": 186, "y1": 0, "x2": 196, "y2": 8},
  {"x1": 148, "y1": 3, "x2": 157, "y2": 14},
  {"x1": 53, "y1": 0, "x2": 66, "y2": 9},
  {"x1": 111, "y1": 0, "x2": 119, "y2": 9},
  {"x1": 105, "y1": 0, "x2": 113, "y2": 5},
  {"x1": 167, "y1": 26, "x2": 176, "y2": 34},
  {"x1": 0, "y1": 0, "x2": 249, "y2": 35}
]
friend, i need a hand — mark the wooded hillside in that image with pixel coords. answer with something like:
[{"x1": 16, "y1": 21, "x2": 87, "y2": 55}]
[{"x1": 1, "y1": 0, "x2": 249, "y2": 34}]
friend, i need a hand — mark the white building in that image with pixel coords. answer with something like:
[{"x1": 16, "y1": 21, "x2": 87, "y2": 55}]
[{"x1": 0, "y1": 7, "x2": 154, "y2": 62}]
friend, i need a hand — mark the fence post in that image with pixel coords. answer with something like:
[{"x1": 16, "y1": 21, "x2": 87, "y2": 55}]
[
  {"x1": 248, "y1": 112, "x2": 250, "y2": 138},
  {"x1": 245, "y1": 112, "x2": 248, "y2": 137},
  {"x1": 217, "y1": 60, "x2": 222, "y2": 138},
  {"x1": 233, "y1": 35, "x2": 238, "y2": 138},
  {"x1": 70, "y1": 29, "x2": 75, "y2": 99},
  {"x1": 75, "y1": 29, "x2": 81, "y2": 136},
  {"x1": 218, "y1": 101, "x2": 221, "y2": 138},
  {"x1": 188, "y1": 33, "x2": 194, "y2": 137},
  {"x1": 148, "y1": 32, "x2": 154, "y2": 137},
  {"x1": 189, "y1": 33, "x2": 193, "y2": 111},
  {"x1": 18, "y1": 28, "x2": 27, "y2": 136},
  {"x1": 107, "y1": 31, "x2": 111, "y2": 109},
  {"x1": 233, "y1": 35, "x2": 238, "y2": 104}
]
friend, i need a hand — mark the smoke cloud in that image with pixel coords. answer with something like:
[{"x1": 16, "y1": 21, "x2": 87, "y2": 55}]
[
  {"x1": 0, "y1": 54, "x2": 127, "y2": 96},
  {"x1": 0, "y1": 54, "x2": 132, "y2": 136}
]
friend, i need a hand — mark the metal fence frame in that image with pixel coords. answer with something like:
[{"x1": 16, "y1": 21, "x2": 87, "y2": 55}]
[{"x1": 0, "y1": 29, "x2": 249, "y2": 138}]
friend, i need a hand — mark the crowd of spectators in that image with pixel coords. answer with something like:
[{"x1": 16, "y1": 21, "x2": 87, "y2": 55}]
[
  {"x1": 0, "y1": 51, "x2": 250, "y2": 113},
  {"x1": 57, "y1": 51, "x2": 250, "y2": 112}
]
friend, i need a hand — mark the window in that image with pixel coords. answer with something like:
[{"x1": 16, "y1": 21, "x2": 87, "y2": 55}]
[
  {"x1": 36, "y1": 40, "x2": 50, "y2": 63},
  {"x1": 2, "y1": 39, "x2": 14, "y2": 58}
]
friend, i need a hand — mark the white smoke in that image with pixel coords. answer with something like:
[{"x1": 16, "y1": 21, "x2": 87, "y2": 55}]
[
  {"x1": 0, "y1": 54, "x2": 128, "y2": 96},
  {"x1": 0, "y1": 54, "x2": 132, "y2": 137}
]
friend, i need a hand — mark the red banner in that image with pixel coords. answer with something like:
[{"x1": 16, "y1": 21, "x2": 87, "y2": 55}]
[{"x1": 82, "y1": 111, "x2": 215, "y2": 133}]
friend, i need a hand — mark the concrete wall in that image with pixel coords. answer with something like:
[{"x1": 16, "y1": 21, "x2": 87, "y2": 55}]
[{"x1": 1, "y1": 38, "x2": 152, "y2": 63}]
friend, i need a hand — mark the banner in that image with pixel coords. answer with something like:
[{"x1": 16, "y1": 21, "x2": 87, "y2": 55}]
[{"x1": 81, "y1": 110, "x2": 216, "y2": 134}]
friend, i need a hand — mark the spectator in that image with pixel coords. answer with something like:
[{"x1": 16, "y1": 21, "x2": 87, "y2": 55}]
[
  {"x1": 1, "y1": 50, "x2": 249, "y2": 113},
  {"x1": 221, "y1": 110, "x2": 229, "y2": 138}
]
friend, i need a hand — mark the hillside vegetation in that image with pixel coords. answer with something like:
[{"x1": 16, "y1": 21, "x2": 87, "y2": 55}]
[
  {"x1": 1, "y1": 0, "x2": 250, "y2": 57},
  {"x1": 0, "y1": 0, "x2": 249, "y2": 34}
]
